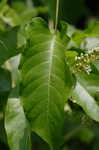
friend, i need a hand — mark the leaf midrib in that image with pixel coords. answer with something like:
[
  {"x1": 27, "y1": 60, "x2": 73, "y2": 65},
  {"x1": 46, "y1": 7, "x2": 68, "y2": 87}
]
[{"x1": 47, "y1": 35, "x2": 56, "y2": 133}]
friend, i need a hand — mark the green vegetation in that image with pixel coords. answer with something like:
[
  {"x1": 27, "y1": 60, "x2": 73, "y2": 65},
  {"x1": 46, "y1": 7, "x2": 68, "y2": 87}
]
[{"x1": 0, "y1": 0, "x2": 99, "y2": 150}]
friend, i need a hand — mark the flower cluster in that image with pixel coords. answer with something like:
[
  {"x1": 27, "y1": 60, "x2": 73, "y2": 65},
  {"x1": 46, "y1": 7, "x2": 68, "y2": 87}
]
[{"x1": 74, "y1": 47, "x2": 99, "y2": 74}]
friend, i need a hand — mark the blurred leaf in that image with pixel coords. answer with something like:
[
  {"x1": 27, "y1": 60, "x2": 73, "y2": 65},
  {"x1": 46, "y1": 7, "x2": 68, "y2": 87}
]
[
  {"x1": 0, "y1": 67, "x2": 11, "y2": 145},
  {"x1": 7, "y1": 55, "x2": 21, "y2": 87},
  {"x1": 0, "y1": 0, "x2": 7, "y2": 9},
  {"x1": 0, "y1": 5, "x2": 21, "y2": 26},
  {"x1": 0, "y1": 27, "x2": 19, "y2": 66},
  {"x1": 85, "y1": 21, "x2": 99, "y2": 36},
  {"x1": 12, "y1": 1, "x2": 38, "y2": 24},
  {"x1": 0, "y1": 118, "x2": 7, "y2": 144},
  {"x1": 72, "y1": 81, "x2": 99, "y2": 122},
  {"x1": 11, "y1": 1, "x2": 27, "y2": 14},
  {"x1": 0, "y1": 2, "x2": 39, "y2": 27},
  {"x1": 0, "y1": 68, "x2": 11, "y2": 112},
  {"x1": 93, "y1": 60, "x2": 99, "y2": 72},
  {"x1": 76, "y1": 72, "x2": 99, "y2": 97},
  {"x1": 72, "y1": 21, "x2": 99, "y2": 47},
  {"x1": 5, "y1": 88, "x2": 31, "y2": 150},
  {"x1": 60, "y1": 21, "x2": 77, "y2": 38},
  {"x1": 93, "y1": 127, "x2": 99, "y2": 150},
  {"x1": 81, "y1": 37, "x2": 99, "y2": 50},
  {"x1": 72, "y1": 31, "x2": 87, "y2": 46},
  {"x1": 77, "y1": 127, "x2": 94, "y2": 143},
  {"x1": 0, "y1": 20, "x2": 5, "y2": 31},
  {"x1": 0, "y1": 68, "x2": 11, "y2": 93},
  {"x1": 12, "y1": 1, "x2": 48, "y2": 25},
  {"x1": 62, "y1": 146, "x2": 69, "y2": 150},
  {"x1": 19, "y1": 8, "x2": 38, "y2": 24}
]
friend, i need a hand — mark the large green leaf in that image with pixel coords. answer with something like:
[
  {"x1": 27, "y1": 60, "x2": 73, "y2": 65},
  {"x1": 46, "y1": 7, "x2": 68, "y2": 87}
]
[
  {"x1": 20, "y1": 18, "x2": 73, "y2": 149},
  {"x1": 5, "y1": 88, "x2": 31, "y2": 150},
  {"x1": 72, "y1": 72, "x2": 99, "y2": 122},
  {"x1": 0, "y1": 27, "x2": 19, "y2": 66}
]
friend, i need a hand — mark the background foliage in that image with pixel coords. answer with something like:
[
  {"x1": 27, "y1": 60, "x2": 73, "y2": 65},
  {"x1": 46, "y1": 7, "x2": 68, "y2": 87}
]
[{"x1": 0, "y1": 0, "x2": 99, "y2": 150}]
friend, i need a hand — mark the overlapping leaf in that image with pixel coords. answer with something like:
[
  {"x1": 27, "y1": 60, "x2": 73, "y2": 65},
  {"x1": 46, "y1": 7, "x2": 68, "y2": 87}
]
[
  {"x1": 20, "y1": 18, "x2": 73, "y2": 149},
  {"x1": 72, "y1": 72, "x2": 99, "y2": 122}
]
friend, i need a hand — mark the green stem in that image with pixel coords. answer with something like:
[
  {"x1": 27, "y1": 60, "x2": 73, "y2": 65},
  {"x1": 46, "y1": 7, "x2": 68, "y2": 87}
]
[
  {"x1": 55, "y1": 0, "x2": 60, "y2": 33},
  {"x1": 26, "y1": 0, "x2": 33, "y2": 8}
]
